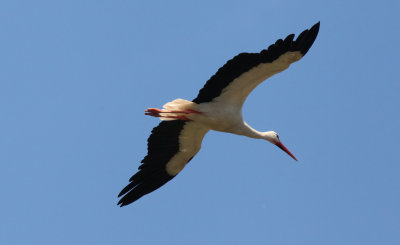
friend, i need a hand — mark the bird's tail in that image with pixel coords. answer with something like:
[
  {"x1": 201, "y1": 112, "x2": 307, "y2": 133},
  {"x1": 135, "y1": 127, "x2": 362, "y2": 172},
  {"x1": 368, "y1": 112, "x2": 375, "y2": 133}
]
[{"x1": 160, "y1": 99, "x2": 198, "y2": 121}]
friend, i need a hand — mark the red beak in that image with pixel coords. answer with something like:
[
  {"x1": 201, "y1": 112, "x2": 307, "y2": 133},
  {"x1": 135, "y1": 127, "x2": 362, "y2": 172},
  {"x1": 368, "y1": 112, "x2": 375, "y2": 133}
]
[{"x1": 275, "y1": 142, "x2": 298, "y2": 161}]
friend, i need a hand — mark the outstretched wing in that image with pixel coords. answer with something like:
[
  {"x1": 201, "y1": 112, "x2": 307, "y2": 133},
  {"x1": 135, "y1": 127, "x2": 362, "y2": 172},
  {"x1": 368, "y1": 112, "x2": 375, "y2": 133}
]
[
  {"x1": 192, "y1": 22, "x2": 320, "y2": 107},
  {"x1": 118, "y1": 121, "x2": 209, "y2": 206}
]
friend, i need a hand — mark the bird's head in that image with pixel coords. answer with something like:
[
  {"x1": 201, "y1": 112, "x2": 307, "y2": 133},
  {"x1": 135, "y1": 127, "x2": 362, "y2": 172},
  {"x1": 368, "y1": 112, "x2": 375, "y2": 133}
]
[{"x1": 262, "y1": 131, "x2": 297, "y2": 161}]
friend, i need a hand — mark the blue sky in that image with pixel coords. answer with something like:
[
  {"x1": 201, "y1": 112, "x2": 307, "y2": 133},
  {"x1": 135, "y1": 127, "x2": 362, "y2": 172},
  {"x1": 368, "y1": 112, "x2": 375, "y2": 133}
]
[{"x1": 1, "y1": 0, "x2": 399, "y2": 244}]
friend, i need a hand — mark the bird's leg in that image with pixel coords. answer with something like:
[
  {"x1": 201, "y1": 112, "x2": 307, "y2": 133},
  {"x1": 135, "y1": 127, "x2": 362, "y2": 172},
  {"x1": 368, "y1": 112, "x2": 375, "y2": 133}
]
[
  {"x1": 145, "y1": 108, "x2": 201, "y2": 121},
  {"x1": 145, "y1": 108, "x2": 201, "y2": 114},
  {"x1": 144, "y1": 108, "x2": 163, "y2": 117}
]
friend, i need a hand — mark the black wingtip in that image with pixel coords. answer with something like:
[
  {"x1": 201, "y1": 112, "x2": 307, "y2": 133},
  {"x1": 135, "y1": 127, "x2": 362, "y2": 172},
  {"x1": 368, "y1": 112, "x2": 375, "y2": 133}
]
[
  {"x1": 117, "y1": 192, "x2": 136, "y2": 207},
  {"x1": 310, "y1": 21, "x2": 320, "y2": 36},
  {"x1": 297, "y1": 21, "x2": 320, "y2": 55},
  {"x1": 118, "y1": 182, "x2": 133, "y2": 198}
]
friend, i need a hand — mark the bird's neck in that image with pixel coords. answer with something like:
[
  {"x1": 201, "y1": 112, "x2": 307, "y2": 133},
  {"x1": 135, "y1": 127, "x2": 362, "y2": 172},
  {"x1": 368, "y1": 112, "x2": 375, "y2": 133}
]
[{"x1": 237, "y1": 122, "x2": 274, "y2": 143}]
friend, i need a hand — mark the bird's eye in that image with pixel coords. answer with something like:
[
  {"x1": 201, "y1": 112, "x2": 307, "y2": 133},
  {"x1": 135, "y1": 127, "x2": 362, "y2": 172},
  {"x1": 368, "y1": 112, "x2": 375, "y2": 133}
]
[{"x1": 276, "y1": 134, "x2": 280, "y2": 139}]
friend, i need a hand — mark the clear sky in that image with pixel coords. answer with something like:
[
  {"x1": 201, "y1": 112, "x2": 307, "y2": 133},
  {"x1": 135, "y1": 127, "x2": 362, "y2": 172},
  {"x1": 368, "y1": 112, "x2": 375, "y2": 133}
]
[{"x1": 1, "y1": 0, "x2": 399, "y2": 244}]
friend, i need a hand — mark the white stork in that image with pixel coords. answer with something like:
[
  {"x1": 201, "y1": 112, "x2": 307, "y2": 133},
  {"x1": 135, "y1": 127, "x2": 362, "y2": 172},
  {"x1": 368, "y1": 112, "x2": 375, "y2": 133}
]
[{"x1": 118, "y1": 22, "x2": 320, "y2": 206}]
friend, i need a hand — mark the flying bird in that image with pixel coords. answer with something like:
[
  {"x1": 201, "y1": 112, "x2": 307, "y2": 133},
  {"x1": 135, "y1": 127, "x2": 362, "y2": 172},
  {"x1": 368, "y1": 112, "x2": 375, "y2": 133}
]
[{"x1": 118, "y1": 22, "x2": 320, "y2": 207}]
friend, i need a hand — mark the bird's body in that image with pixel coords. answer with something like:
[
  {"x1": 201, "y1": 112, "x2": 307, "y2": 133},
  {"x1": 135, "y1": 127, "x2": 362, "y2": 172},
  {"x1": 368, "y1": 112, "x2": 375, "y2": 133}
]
[
  {"x1": 118, "y1": 22, "x2": 320, "y2": 207},
  {"x1": 163, "y1": 99, "x2": 260, "y2": 137}
]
